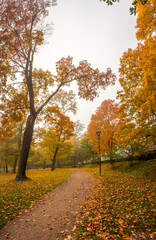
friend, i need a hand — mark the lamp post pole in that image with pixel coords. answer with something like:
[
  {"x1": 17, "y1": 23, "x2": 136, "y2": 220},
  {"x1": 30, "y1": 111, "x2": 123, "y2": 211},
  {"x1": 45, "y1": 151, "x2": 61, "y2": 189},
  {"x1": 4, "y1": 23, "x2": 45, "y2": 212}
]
[{"x1": 96, "y1": 131, "x2": 101, "y2": 176}]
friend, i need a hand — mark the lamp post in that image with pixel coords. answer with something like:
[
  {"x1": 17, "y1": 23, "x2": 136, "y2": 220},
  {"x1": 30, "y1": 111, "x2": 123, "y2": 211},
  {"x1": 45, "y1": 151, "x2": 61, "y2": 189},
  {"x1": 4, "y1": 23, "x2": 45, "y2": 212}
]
[{"x1": 96, "y1": 131, "x2": 101, "y2": 176}]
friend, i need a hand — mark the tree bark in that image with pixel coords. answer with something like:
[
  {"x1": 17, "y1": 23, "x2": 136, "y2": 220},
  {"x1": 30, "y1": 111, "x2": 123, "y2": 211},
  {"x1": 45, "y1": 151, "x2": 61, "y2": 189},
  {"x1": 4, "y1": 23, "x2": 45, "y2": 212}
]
[
  {"x1": 15, "y1": 115, "x2": 36, "y2": 180},
  {"x1": 51, "y1": 146, "x2": 59, "y2": 171}
]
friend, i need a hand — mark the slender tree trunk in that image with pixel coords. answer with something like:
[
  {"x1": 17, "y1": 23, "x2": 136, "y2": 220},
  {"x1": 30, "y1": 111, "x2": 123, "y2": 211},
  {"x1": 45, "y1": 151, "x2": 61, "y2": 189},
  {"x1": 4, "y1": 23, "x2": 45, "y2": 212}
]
[
  {"x1": 5, "y1": 158, "x2": 8, "y2": 173},
  {"x1": 12, "y1": 156, "x2": 18, "y2": 173},
  {"x1": 0, "y1": 158, "x2": 3, "y2": 171},
  {"x1": 51, "y1": 146, "x2": 59, "y2": 171},
  {"x1": 15, "y1": 115, "x2": 36, "y2": 180},
  {"x1": 43, "y1": 161, "x2": 46, "y2": 169},
  {"x1": 110, "y1": 138, "x2": 114, "y2": 166}
]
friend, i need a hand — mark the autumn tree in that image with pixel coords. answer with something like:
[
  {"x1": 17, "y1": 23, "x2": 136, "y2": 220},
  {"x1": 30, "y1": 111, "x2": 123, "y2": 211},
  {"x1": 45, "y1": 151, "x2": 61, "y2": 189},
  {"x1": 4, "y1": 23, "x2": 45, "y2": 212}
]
[
  {"x1": 101, "y1": 0, "x2": 148, "y2": 14},
  {"x1": 67, "y1": 120, "x2": 85, "y2": 167},
  {"x1": 117, "y1": 0, "x2": 156, "y2": 151},
  {"x1": 88, "y1": 100, "x2": 120, "y2": 163},
  {"x1": 117, "y1": 42, "x2": 156, "y2": 127},
  {"x1": 69, "y1": 137, "x2": 81, "y2": 168},
  {"x1": 80, "y1": 133, "x2": 97, "y2": 165},
  {"x1": 48, "y1": 112, "x2": 75, "y2": 171},
  {"x1": 0, "y1": 137, "x2": 18, "y2": 173},
  {"x1": 0, "y1": 121, "x2": 25, "y2": 173},
  {"x1": 55, "y1": 141, "x2": 73, "y2": 168},
  {"x1": 136, "y1": 0, "x2": 155, "y2": 41},
  {"x1": 74, "y1": 120, "x2": 85, "y2": 138},
  {"x1": 38, "y1": 119, "x2": 74, "y2": 171},
  {"x1": 27, "y1": 149, "x2": 44, "y2": 169},
  {"x1": 12, "y1": 122, "x2": 25, "y2": 173},
  {"x1": 0, "y1": 141, "x2": 12, "y2": 172},
  {"x1": 115, "y1": 120, "x2": 151, "y2": 165},
  {"x1": 0, "y1": 0, "x2": 116, "y2": 180},
  {"x1": 40, "y1": 89, "x2": 77, "y2": 170}
]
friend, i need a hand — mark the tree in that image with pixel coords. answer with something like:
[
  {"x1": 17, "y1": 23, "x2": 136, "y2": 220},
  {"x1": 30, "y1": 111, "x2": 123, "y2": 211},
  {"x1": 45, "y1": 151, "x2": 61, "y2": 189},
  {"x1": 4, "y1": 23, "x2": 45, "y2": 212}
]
[
  {"x1": 135, "y1": 0, "x2": 156, "y2": 120},
  {"x1": 0, "y1": 141, "x2": 12, "y2": 172},
  {"x1": 52, "y1": 89, "x2": 77, "y2": 115},
  {"x1": 0, "y1": 0, "x2": 116, "y2": 180},
  {"x1": 74, "y1": 120, "x2": 85, "y2": 138},
  {"x1": 42, "y1": 90, "x2": 76, "y2": 170},
  {"x1": 67, "y1": 120, "x2": 85, "y2": 168},
  {"x1": 117, "y1": 44, "x2": 156, "y2": 155},
  {"x1": 38, "y1": 128, "x2": 60, "y2": 170},
  {"x1": 28, "y1": 149, "x2": 44, "y2": 169},
  {"x1": 101, "y1": 0, "x2": 148, "y2": 15},
  {"x1": 69, "y1": 137, "x2": 81, "y2": 168},
  {"x1": 117, "y1": 0, "x2": 156, "y2": 156},
  {"x1": 55, "y1": 141, "x2": 74, "y2": 168},
  {"x1": 80, "y1": 133, "x2": 97, "y2": 165},
  {"x1": 12, "y1": 121, "x2": 25, "y2": 173},
  {"x1": 38, "y1": 123, "x2": 74, "y2": 171},
  {"x1": 49, "y1": 113, "x2": 75, "y2": 171},
  {"x1": 136, "y1": 0, "x2": 155, "y2": 41},
  {"x1": 0, "y1": 121, "x2": 25, "y2": 173},
  {"x1": 88, "y1": 100, "x2": 120, "y2": 163},
  {"x1": 117, "y1": 1, "x2": 156, "y2": 140},
  {"x1": 115, "y1": 120, "x2": 150, "y2": 164}
]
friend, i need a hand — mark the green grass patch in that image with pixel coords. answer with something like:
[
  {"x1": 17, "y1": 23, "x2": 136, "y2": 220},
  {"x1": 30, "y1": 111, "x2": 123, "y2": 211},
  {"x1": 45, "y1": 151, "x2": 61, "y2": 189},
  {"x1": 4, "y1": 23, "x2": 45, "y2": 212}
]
[
  {"x1": 0, "y1": 168, "x2": 72, "y2": 230},
  {"x1": 73, "y1": 160, "x2": 156, "y2": 239}
]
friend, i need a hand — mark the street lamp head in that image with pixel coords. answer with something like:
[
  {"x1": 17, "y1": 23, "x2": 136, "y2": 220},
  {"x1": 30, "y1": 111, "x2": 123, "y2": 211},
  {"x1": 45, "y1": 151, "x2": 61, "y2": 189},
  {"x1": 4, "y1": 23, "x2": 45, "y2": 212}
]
[{"x1": 96, "y1": 131, "x2": 101, "y2": 136}]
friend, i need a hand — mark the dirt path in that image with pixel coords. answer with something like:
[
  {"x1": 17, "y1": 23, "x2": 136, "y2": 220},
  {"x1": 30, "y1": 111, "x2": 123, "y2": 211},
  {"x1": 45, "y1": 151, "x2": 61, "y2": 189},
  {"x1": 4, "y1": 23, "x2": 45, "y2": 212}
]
[{"x1": 0, "y1": 170, "x2": 93, "y2": 240}]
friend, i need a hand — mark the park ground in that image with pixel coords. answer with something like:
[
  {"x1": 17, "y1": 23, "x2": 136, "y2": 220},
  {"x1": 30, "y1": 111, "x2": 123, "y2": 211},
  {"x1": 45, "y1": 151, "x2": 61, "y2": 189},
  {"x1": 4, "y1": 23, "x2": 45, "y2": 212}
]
[{"x1": 0, "y1": 160, "x2": 156, "y2": 239}]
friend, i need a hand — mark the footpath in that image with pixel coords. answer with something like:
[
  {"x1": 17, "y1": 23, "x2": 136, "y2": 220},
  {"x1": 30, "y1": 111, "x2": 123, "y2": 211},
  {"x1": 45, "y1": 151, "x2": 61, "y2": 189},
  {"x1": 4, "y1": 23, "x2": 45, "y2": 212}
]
[{"x1": 0, "y1": 170, "x2": 93, "y2": 240}]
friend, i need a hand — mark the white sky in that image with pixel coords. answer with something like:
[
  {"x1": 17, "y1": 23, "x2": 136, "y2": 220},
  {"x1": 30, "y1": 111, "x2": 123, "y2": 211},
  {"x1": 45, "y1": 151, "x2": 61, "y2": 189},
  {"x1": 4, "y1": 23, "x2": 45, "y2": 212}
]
[{"x1": 34, "y1": 0, "x2": 137, "y2": 131}]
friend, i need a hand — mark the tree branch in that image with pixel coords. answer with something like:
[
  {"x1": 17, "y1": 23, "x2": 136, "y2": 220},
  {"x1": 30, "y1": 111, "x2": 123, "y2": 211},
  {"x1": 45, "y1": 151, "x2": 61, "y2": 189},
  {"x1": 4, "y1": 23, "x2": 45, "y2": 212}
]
[
  {"x1": 7, "y1": 82, "x2": 27, "y2": 86},
  {"x1": 36, "y1": 81, "x2": 64, "y2": 115},
  {"x1": 9, "y1": 57, "x2": 25, "y2": 69}
]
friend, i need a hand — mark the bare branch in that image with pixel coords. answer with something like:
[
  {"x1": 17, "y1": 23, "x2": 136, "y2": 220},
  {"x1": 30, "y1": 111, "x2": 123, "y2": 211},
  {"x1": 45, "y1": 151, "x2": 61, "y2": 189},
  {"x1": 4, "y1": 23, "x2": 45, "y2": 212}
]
[
  {"x1": 7, "y1": 82, "x2": 27, "y2": 87},
  {"x1": 9, "y1": 57, "x2": 25, "y2": 69}
]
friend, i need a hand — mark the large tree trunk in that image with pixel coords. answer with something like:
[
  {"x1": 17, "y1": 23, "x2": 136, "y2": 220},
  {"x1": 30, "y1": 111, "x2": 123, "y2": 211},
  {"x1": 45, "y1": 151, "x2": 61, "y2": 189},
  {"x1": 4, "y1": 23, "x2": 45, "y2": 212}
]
[
  {"x1": 51, "y1": 146, "x2": 59, "y2": 171},
  {"x1": 15, "y1": 115, "x2": 36, "y2": 180}
]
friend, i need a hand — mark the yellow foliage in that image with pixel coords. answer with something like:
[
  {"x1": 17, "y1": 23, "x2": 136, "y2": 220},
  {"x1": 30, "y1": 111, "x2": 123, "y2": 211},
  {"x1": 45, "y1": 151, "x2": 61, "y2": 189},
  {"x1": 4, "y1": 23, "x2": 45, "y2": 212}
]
[{"x1": 136, "y1": 0, "x2": 156, "y2": 41}]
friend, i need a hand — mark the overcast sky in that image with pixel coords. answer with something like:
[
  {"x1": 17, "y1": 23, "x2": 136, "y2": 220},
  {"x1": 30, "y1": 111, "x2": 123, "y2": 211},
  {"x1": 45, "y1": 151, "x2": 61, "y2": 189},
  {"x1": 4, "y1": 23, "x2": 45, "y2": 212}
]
[{"x1": 34, "y1": 0, "x2": 137, "y2": 131}]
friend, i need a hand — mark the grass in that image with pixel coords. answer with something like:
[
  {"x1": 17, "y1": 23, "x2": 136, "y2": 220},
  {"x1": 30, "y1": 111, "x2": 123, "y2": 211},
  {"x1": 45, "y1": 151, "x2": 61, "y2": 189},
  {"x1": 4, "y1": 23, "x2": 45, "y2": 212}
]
[
  {"x1": 72, "y1": 160, "x2": 156, "y2": 240},
  {"x1": 0, "y1": 168, "x2": 72, "y2": 230}
]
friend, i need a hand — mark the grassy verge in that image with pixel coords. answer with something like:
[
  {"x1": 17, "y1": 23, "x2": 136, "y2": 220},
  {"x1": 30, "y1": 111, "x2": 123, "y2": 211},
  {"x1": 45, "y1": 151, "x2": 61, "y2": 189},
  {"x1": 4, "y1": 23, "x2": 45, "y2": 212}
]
[
  {"x1": 0, "y1": 168, "x2": 72, "y2": 230},
  {"x1": 72, "y1": 160, "x2": 156, "y2": 240}
]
